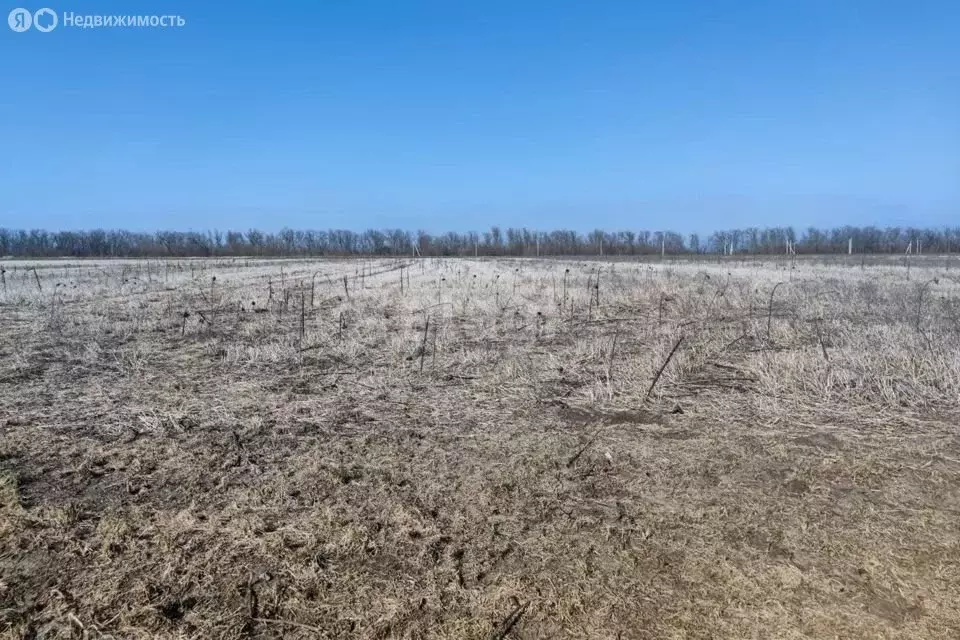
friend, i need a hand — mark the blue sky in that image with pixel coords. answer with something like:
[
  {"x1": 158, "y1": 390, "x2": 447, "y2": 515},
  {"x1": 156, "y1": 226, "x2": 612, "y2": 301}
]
[{"x1": 1, "y1": 0, "x2": 957, "y2": 233}]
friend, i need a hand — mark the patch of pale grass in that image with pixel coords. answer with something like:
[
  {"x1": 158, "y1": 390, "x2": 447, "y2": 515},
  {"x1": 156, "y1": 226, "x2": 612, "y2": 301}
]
[{"x1": 2, "y1": 255, "x2": 960, "y2": 638}]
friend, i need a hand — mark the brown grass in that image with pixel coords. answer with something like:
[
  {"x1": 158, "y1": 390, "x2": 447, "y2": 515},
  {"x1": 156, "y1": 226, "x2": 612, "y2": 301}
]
[{"x1": 2, "y1": 255, "x2": 960, "y2": 638}]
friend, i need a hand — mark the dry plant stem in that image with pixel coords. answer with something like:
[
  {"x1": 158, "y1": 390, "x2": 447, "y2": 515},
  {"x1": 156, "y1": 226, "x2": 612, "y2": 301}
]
[
  {"x1": 488, "y1": 601, "x2": 528, "y2": 640},
  {"x1": 431, "y1": 318, "x2": 438, "y2": 370},
  {"x1": 606, "y1": 326, "x2": 620, "y2": 385},
  {"x1": 915, "y1": 279, "x2": 938, "y2": 332},
  {"x1": 594, "y1": 268, "x2": 601, "y2": 306},
  {"x1": 299, "y1": 291, "x2": 305, "y2": 341},
  {"x1": 566, "y1": 424, "x2": 605, "y2": 468},
  {"x1": 646, "y1": 335, "x2": 685, "y2": 399},
  {"x1": 814, "y1": 318, "x2": 831, "y2": 362},
  {"x1": 420, "y1": 314, "x2": 430, "y2": 373},
  {"x1": 767, "y1": 281, "x2": 785, "y2": 338}
]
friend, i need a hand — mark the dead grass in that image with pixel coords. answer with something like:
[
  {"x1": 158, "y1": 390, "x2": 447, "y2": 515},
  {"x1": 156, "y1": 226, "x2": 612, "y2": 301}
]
[{"x1": 1, "y1": 255, "x2": 960, "y2": 638}]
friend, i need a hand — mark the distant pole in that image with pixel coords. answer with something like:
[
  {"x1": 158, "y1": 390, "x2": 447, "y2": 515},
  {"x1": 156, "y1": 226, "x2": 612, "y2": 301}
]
[
  {"x1": 475, "y1": 238, "x2": 478, "y2": 257},
  {"x1": 599, "y1": 236, "x2": 603, "y2": 256},
  {"x1": 661, "y1": 236, "x2": 665, "y2": 259},
  {"x1": 536, "y1": 234, "x2": 540, "y2": 257},
  {"x1": 848, "y1": 238, "x2": 853, "y2": 255}
]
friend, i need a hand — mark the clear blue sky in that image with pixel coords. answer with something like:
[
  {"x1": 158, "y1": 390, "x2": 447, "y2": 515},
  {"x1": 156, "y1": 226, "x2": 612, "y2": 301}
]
[{"x1": 2, "y1": 0, "x2": 957, "y2": 234}]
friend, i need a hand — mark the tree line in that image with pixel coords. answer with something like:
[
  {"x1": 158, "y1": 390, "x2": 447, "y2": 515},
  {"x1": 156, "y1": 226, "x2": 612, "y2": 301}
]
[{"x1": 1, "y1": 225, "x2": 958, "y2": 258}]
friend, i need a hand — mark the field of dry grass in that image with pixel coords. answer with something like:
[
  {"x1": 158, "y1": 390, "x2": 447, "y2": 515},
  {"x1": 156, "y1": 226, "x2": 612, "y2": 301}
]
[{"x1": 2, "y1": 254, "x2": 960, "y2": 639}]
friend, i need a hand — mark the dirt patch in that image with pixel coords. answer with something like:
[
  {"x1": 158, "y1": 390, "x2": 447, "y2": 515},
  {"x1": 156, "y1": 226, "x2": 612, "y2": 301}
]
[
  {"x1": 554, "y1": 401, "x2": 662, "y2": 426},
  {"x1": 793, "y1": 431, "x2": 843, "y2": 450}
]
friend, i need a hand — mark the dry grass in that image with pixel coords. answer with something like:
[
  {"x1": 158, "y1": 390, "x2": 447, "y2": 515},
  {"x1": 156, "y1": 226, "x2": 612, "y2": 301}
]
[{"x1": 2, "y1": 255, "x2": 960, "y2": 639}]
